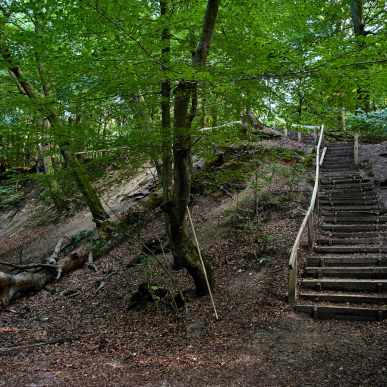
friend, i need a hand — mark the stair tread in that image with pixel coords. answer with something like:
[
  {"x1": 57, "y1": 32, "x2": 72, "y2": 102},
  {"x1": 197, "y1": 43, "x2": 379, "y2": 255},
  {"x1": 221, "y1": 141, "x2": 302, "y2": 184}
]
[{"x1": 303, "y1": 279, "x2": 387, "y2": 282}]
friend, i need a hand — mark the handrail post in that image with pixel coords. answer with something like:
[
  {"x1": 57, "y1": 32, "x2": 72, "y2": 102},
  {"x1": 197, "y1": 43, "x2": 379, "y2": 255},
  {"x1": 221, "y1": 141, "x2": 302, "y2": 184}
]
[
  {"x1": 314, "y1": 126, "x2": 318, "y2": 148},
  {"x1": 314, "y1": 179, "x2": 319, "y2": 214},
  {"x1": 308, "y1": 213, "x2": 314, "y2": 252},
  {"x1": 273, "y1": 119, "x2": 276, "y2": 131},
  {"x1": 355, "y1": 132, "x2": 359, "y2": 170},
  {"x1": 284, "y1": 123, "x2": 288, "y2": 138},
  {"x1": 298, "y1": 131, "x2": 302, "y2": 142},
  {"x1": 288, "y1": 258, "x2": 297, "y2": 303}
]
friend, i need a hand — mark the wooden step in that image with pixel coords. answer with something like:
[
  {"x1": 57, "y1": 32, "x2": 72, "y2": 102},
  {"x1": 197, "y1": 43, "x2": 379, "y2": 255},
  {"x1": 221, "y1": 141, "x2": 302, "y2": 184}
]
[
  {"x1": 322, "y1": 216, "x2": 387, "y2": 224},
  {"x1": 322, "y1": 231, "x2": 380, "y2": 238},
  {"x1": 327, "y1": 144, "x2": 355, "y2": 147},
  {"x1": 321, "y1": 177, "x2": 361, "y2": 182},
  {"x1": 307, "y1": 257, "x2": 387, "y2": 267},
  {"x1": 325, "y1": 150, "x2": 354, "y2": 153},
  {"x1": 314, "y1": 246, "x2": 387, "y2": 254},
  {"x1": 320, "y1": 183, "x2": 372, "y2": 189},
  {"x1": 323, "y1": 213, "x2": 384, "y2": 218},
  {"x1": 296, "y1": 305, "x2": 386, "y2": 321},
  {"x1": 319, "y1": 194, "x2": 374, "y2": 200},
  {"x1": 320, "y1": 187, "x2": 373, "y2": 193},
  {"x1": 321, "y1": 168, "x2": 355, "y2": 172},
  {"x1": 299, "y1": 293, "x2": 387, "y2": 304},
  {"x1": 304, "y1": 267, "x2": 387, "y2": 279},
  {"x1": 321, "y1": 207, "x2": 378, "y2": 213},
  {"x1": 323, "y1": 162, "x2": 355, "y2": 166},
  {"x1": 321, "y1": 174, "x2": 360, "y2": 179},
  {"x1": 320, "y1": 199, "x2": 377, "y2": 205},
  {"x1": 322, "y1": 162, "x2": 355, "y2": 167},
  {"x1": 321, "y1": 224, "x2": 387, "y2": 232},
  {"x1": 316, "y1": 238, "x2": 382, "y2": 245},
  {"x1": 302, "y1": 279, "x2": 387, "y2": 291},
  {"x1": 321, "y1": 179, "x2": 369, "y2": 185},
  {"x1": 321, "y1": 164, "x2": 355, "y2": 168}
]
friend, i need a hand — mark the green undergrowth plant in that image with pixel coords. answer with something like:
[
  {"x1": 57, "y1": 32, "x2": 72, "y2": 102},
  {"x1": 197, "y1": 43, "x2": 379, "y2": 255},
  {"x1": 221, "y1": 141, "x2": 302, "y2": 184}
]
[
  {"x1": 130, "y1": 245, "x2": 187, "y2": 320},
  {"x1": 0, "y1": 180, "x2": 23, "y2": 209},
  {"x1": 231, "y1": 195, "x2": 285, "y2": 258}
]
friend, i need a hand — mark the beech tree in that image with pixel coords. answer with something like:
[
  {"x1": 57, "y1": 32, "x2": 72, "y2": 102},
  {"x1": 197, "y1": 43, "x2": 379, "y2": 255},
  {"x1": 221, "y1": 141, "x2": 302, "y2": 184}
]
[{"x1": 1, "y1": 0, "x2": 387, "y2": 307}]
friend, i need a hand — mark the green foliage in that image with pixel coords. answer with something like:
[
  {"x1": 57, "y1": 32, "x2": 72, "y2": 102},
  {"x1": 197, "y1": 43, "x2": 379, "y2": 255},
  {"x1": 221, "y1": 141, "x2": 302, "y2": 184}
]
[
  {"x1": 347, "y1": 109, "x2": 387, "y2": 135},
  {"x1": 74, "y1": 230, "x2": 94, "y2": 245},
  {"x1": 0, "y1": 182, "x2": 23, "y2": 209}
]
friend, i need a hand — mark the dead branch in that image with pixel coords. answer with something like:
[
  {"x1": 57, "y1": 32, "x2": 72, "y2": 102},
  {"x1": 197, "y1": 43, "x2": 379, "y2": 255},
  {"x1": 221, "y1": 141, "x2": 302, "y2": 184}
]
[
  {"x1": 0, "y1": 337, "x2": 77, "y2": 356},
  {"x1": 85, "y1": 251, "x2": 98, "y2": 271},
  {"x1": 0, "y1": 239, "x2": 64, "y2": 279},
  {"x1": 0, "y1": 238, "x2": 94, "y2": 308},
  {"x1": 0, "y1": 261, "x2": 57, "y2": 270}
]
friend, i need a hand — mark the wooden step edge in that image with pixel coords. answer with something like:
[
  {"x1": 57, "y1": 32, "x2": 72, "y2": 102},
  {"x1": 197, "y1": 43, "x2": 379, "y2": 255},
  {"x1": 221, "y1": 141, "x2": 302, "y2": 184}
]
[
  {"x1": 314, "y1": 247, "x2": 387, "y2": 254},
  {"x1": 296, "y1": 305, "x2": 386, "y2": 320},
  {"x1": 305, "y1": 266, "x2": 387, "y2": 270},
  {"x1": 307, "y1": 258, "x2": 387, "y2": 267},
  {"x1": 298, "y1": 293, "x2": 387, "y2": 304},
  {"x1": 316, "y1": 239, "x2": 383, "y2": 245}
]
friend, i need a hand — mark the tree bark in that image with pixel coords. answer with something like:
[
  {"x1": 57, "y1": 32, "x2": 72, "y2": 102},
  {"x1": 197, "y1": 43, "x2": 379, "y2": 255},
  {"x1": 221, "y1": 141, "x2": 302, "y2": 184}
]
[
  {"x1": 61, "y1": 145, "x2": 109, "y2": 225},
  {"x1": 160, "y1": 0, "x2": 178, "y2": 268},
  {"x1": 162, "y1": 0, "x2": 221, "y2": 295},
  {"x1": 350, "y1": 0, "x2": 370, "y2": 112}
]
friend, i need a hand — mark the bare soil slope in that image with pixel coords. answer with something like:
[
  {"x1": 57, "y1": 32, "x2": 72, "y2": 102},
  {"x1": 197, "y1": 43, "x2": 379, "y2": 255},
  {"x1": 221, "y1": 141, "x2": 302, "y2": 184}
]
[{"x1": 1, "y1": 139, "x2": 386, "y2": 387}]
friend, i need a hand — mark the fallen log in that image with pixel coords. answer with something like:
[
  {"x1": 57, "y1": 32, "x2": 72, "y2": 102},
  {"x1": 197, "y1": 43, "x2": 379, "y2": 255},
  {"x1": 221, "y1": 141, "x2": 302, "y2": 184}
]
[
  {"x1": 0, "y1": 187, "x2": 166, "y2": 308},
  {"x1": 0, "y1": 237, "x2": 94, "y2": 308}
]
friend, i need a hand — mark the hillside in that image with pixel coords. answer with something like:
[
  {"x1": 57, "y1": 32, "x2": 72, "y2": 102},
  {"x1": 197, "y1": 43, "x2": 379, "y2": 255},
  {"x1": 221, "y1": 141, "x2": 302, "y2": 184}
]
[{"x1": 1, "y1": 137, "x2": 387, "y2": 386}]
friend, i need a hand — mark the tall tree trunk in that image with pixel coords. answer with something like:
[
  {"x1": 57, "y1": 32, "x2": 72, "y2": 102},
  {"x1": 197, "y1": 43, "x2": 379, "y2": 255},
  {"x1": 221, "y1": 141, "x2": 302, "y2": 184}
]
[
  {"x1": 350, "y1": 0, "x2": 370, "y2": 112},
  {"x1": 162, "y1": 0, "x2": 221, "y2": 296},
  {"x1": 160, "y1": 0, "x2": 178, "y2": 267}
]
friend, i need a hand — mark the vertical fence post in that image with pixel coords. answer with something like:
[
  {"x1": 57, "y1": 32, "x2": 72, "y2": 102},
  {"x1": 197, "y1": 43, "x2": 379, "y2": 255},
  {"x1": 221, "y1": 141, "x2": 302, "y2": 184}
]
[
  {"x1": 314, "y1": 183, "x2": 319, "y2": 214},
  {"x1": 273, "y1": 119, "x2": 276, "y2": 131},
  {"x1": 308, "y1": 213, "x2": 314, "y2": 252},
  {"x1": 315, "y1": 141, "x2": 320, "y2": 215},
  {"x1": 288, "y1": 258, "x2": 297, "y2": 303},
  {"x1": 355, "y1": 132, "x2": 359, "y2": 170},
  {"x1": 298, "y1": 131, "x2": 302, "y2": 142},
  {"x1": 284, "y1": 123, "x2": 288, "y2": 138}
]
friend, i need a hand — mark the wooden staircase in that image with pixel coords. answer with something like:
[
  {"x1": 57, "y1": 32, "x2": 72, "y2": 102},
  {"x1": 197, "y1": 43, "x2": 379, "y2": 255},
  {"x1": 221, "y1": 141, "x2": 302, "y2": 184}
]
[
  {"x1": 285, "y1": 130, "x2": 316, "y2": 146},
  {"x1": 296, "y1": 142, "x2": 387, "y2": 321}
]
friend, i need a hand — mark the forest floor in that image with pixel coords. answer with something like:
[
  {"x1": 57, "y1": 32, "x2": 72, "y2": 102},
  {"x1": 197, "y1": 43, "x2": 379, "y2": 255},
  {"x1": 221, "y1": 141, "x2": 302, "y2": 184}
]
[{"x1": 1, "y1": 137, "x2": 387, "y2": 387}]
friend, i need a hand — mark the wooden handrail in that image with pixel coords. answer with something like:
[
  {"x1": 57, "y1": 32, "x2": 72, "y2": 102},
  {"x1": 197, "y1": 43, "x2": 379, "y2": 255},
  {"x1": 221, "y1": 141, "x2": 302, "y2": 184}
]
[{"x1": 288, "y1": 124, "x2": 325, "y2": 303}]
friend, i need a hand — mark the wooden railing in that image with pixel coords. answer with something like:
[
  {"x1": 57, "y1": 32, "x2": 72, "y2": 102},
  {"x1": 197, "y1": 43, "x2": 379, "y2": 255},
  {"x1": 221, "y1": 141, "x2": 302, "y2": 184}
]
[
  {"x1": 288, "y1": 124, "x2": 325, "y2": 303},
  {"x1": 273, "y1": 117, "x2": 321, "y2": 147}
]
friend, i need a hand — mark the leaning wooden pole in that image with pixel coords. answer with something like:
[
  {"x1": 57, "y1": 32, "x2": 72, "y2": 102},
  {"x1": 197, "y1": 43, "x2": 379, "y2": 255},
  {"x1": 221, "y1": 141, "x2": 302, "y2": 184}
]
[{"x1": 187, "y1": 207, "x2": 219, "y2": 320}]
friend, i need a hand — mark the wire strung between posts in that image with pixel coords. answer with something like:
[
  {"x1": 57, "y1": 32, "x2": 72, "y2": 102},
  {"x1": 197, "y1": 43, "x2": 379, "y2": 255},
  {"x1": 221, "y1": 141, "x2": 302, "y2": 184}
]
[{"x1": 186, "y1": 206, "x2": 219, "y2": 320}]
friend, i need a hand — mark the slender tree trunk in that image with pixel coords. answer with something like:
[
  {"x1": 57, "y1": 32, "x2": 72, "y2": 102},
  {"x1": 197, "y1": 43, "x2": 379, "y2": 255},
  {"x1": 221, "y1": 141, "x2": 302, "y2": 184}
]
[
  {"x1": 159, "y1": 0, "x2": 178, "y2": 267},
  {"x1": 162, "y1": 0, "x2": 221, "y2": 295},
  {"x1": 350, "y1": 0, "x2": 370, "y2": 112},
  {"x1": 60, "y1": 144, "x2": 108, "y2": 225}
]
